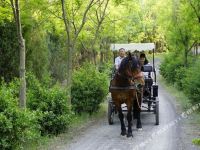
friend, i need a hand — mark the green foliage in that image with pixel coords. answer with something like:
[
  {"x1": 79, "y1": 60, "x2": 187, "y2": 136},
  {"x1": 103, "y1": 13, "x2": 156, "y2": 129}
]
[
  {"x1": 0, "y1": 2, "x2": 12, "y2": 23},
  {"x1": 25, "y1": 28, "x2": 50, "y2": 80},
  {"x1": 161, "y1": 52, "x2": 200, "y2": 104},
  {"x1": 72, "y1": 63, "x2": 108, "y2": 115},
  {"x1": 47, "y1": 28, "x2": 67, "y2": 82},
  {"x1": 0, "y1": 80, "x2": 40, "y2": 150},
  {"x1": 174, "y1": 66, "x2": 186, "y2": 90},
  {"x1": 182, "y1": 59, "x2": 200, "y2": 103},
  {"x1": 160, "y1": 52, "x2": 185, "y2": 85},
  {"x1": 0, "y1": 20, "x2": 19, "y2": 82},
  {"x1": 26, "y1": 72, "x2": 72, "y2": 135},
  {"x1": 192, "y1": 138, "x2": 200, "y2": 146},
  {"x1": 98, "y1": 62, "x2": 113, "y2": 78}
]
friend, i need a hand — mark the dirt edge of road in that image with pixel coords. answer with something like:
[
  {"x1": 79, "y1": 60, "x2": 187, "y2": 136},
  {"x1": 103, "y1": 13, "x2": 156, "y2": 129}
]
[
  {"x1": 159, "y1": 75, "x2": 200, "y2": 149},
  {"x1": 37, "y1": 103, "x2": 107, "y2": 150}
]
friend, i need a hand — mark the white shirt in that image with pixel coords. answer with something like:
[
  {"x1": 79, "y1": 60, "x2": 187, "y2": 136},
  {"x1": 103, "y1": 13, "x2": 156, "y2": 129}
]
[{"x1": 115, "y1": 56, "x2": 125, "y2": 70}]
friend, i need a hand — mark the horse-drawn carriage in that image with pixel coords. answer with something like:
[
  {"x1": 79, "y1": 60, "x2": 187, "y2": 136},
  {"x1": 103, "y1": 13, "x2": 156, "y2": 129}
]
[{"x1": 108, "y1": 43, "x2": 159, "y2": 137}]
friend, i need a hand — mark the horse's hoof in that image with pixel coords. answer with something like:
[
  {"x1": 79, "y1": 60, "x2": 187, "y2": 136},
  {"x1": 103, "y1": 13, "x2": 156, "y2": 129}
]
[
  {"x1": 137, "y1": 128, "x2": 143, "y2": 131},
  {"x1": 121, "y1": 130, "x2": 127, "y2": 136},
  {"x1": 136, "y1": 123, "x2": 142, "y2": 129},
  {"x1": 127, "y1": 132, "x2": 133, "y2": 138}
]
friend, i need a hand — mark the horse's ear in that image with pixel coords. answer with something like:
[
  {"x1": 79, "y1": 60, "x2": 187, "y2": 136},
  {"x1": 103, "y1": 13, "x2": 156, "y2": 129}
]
[{"x1": 128, "y1": 52, "x2": 132, "y2": 60}]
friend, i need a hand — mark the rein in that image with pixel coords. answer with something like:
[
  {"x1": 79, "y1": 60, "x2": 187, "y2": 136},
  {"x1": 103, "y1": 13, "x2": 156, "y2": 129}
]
[{"x1": 136, "y1": 92, "x2": 142, "y2": 110}]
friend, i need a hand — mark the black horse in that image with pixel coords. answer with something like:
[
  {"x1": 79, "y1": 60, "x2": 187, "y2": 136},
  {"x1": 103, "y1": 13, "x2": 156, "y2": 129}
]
[{"x1": 110, "y1": 52, "x2": 144, "y2": 137}]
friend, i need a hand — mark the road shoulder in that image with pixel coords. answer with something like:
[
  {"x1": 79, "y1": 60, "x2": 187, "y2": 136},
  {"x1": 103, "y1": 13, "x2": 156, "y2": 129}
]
[{"x1": 159, "y1": 75, "x2": 200, "y2": 150}]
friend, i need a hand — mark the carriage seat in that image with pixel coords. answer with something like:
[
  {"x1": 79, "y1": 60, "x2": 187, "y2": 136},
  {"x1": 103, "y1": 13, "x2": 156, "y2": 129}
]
[
  {"x1": 142, "y1": 65, "x2": 153, "y2": 72},
  {"x1": 142, "y1": 65, "x2": 153, "y2": 87},
  {"x1": 144, "y1": 76, "x2": 153, "y2": 87}
]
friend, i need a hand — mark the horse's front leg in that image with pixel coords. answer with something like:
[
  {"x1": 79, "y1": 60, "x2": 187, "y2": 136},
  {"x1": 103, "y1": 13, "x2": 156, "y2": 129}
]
[
  {"x1": 117, "y1": 106, "x2": 126, "y2": 136},
  {"x1": 134, "y1": 92, "x2": 142, "y2": 130},
  {"x1": 136, "y1": 110, "x2": 142, "y2": 129},
  {"x1": 127, "y1": 105, "x2": 133, "y2": 137}
]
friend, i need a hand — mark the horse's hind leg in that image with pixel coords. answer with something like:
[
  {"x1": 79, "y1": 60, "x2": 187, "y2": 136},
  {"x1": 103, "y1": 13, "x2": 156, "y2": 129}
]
[{"x1": 118, "y1": 107, "x2": 126, "y2": 136}]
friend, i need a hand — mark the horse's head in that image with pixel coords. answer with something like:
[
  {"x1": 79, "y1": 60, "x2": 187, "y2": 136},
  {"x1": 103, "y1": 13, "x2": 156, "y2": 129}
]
[{"x1": 118, "y1": 52, "x2": 141, "y2": 80}]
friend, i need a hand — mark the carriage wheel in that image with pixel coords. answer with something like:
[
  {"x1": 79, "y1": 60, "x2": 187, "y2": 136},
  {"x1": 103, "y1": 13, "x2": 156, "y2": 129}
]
[
  {"x1": 108, "y1": 100, "x2": 114, "y2": 125},
  {"x1": 155, "y1": 100, "x2": 159, "y2": 125}
]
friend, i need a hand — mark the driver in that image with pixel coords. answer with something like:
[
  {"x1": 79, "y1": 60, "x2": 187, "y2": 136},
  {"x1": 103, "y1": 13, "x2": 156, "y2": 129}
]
[{"x1": 115, "y1": 48, "x2": 126, "y2": 70}]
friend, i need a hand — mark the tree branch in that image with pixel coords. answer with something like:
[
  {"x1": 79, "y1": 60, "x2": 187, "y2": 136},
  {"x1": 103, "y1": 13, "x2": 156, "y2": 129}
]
[
  {"x1": 91, "y1": 0, "x2": 110, "y2": 48},
  {"x1": 14, "y1": 0, "x2": 21, "y2": 38},
  {"x1": 72, "y1": 21, "x2": 77, "y2": 34},
  {"x1": 74, "y1": 0, "x2": 96, "y2": 41},
  {"x1": 47, "y1": 9, "x2": 63, "y2": 20},
  {"x1": 61, "y1": 0, "x2": 70, "y2": 44},
  {"x1": 80, "y1": 40, "x2": 88, "y2": 51},
  {"x1": 9, "y1": 0, "x2": 17, "y2": 23},
  {"x1": 188, "y1": 0, "x2": 200, "y2": 23},
  {"x1": 187, "y1": 40, "x2": 197, "y2": 53}
]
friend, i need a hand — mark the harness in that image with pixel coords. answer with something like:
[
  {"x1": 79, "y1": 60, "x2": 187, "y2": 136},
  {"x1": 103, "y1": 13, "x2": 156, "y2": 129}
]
[
  {"x1": 109, "y1": 71, "x2": 144, "y2": 110},
  {"x1": 116, "y1": 71, "x2": 144, "y2": 89}
]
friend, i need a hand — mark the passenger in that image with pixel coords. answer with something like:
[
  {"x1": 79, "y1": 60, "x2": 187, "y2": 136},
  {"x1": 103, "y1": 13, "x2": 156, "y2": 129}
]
[
  {"x1": 139, "y1": 53, "x2": 149, "y2": 66},
  {"x1": 139, "y1": 53, "x2": 151, "y2": 77},
  {"x1": 114, "y1": 48, "x2": 126, "y2": 70}
]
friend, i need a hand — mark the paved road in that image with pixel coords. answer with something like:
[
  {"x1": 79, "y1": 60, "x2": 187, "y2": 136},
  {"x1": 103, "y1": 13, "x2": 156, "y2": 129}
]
[{"x1": 58, "y1": 59, "x2": 199, "y2": 150}]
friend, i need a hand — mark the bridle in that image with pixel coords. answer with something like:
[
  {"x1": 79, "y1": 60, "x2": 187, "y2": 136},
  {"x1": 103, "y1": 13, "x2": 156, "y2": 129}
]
[
  {"x1": 117, "y1": 71, "x2": 143, "y2": 83},
  {"x1": 117, "y1": 60, "x2": 143, "y2": 84}
]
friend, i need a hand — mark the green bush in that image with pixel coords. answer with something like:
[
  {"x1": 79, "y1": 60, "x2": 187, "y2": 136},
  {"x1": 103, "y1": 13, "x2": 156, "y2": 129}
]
[
  {"x1": 98, "y1": 62, "x2": 113, "y2": 78},
  {"x1": 160, "y1": 52, "x2": 200, "y2": 104},
  {"x1": 0, "y1": 20, "x2": 19, "y2": 82},
  {"x1": 192, "y1": 138, "x2": 200, "y2": 146},
  {"x1": 26, "y1": 72, "x2": 72, "y2": 135},
  {"x1": 72, "y1": 63, "x2": 108, "y2": 115},
  {"x1": 0, "y1": 81, "x2": 40, "y2": 150},
  {"x1": 160, "y1": 53, "x2": 184, "y2": 84},
  {"x1": 174, "y1": 66, "x2": 186, "y2": 90},
  {"x1": 182, "y1": 59, "x2": 200, "y2": 104}
]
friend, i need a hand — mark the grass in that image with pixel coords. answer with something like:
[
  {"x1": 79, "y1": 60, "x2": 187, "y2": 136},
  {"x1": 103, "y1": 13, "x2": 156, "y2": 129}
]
[
  {"x1": 29, "y1": 102, "x2": 107, "y2": 150},
  {"x1": 192, "y1": 138, "x2": 200, "y2": 146}
]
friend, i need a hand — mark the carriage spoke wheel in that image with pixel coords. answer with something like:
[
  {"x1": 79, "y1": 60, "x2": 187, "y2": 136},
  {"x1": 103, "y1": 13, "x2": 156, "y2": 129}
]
[
  {"x1": 108, "y1": 100, "x2": 114, "y2": 125},
  {"x1": 155, "y1": 100, "x2": 159, "y2": 125}
]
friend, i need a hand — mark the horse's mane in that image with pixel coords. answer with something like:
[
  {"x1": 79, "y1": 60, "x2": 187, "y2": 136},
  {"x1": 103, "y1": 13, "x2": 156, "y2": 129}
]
[{"x1": 118, "y1": 56, "x2": 140, "y2": 73}]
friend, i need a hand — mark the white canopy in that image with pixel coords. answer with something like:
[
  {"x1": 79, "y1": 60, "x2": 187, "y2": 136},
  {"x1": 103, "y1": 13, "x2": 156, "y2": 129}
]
[{"x1": 110, "y1": 43, "x2": 155, "y2": 51}]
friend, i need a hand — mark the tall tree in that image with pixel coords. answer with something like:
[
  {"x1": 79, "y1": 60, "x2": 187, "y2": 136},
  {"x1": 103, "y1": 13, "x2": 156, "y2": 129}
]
[
  {"x1": 10, "y1": 0, "x2": 26, "y2": 108},
  {"x1": 61, "y1": 0, "x2": 97, "y2": 103}
]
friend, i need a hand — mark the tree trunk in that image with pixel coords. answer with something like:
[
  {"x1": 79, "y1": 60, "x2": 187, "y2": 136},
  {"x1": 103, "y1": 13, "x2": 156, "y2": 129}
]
[
  {"x1": 184, "y1": 49, "x2": 188, "y2": 67},
  {"x1": 184, "y1": 39, "x2": 189, "y2": 67},
  {"x1": 100, "y1": 42, "x2": 104, "y2": 64},
  {"x1": 100, "y1": 51, "x2": 104, "y2": 63},
  {"x1": 67, "y1": 44, "x2": 73, "y2": 104},
  {"x1": 10, "y1": 0, "x2": 26, "y2": 108},
  {"x1": 195, "y1": 44, "x2": 198, "y2": 56},
  {"x1": 92, "y1": 50, "x2": 97, "y2": 65},
  {"x1": 19, "y1": 39, "x2": 26, "y2": 108}
]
